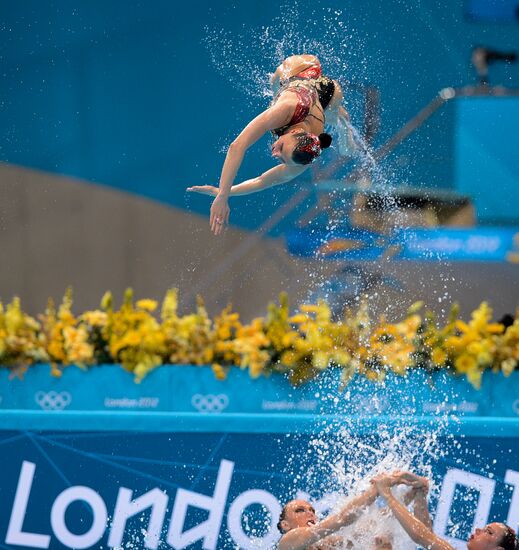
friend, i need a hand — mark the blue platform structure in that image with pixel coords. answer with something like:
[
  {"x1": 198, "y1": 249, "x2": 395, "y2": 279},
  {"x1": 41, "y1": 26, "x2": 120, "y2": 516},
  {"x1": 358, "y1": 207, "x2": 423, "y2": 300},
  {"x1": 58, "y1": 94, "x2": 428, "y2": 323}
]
[{"x1": 1, "y1": 366, "x2": 518, "y2": 549}]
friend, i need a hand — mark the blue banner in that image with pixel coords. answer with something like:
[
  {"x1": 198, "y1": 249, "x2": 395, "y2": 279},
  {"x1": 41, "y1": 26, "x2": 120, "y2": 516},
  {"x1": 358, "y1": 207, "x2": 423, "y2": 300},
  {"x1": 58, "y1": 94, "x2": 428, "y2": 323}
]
[
  {"x1": 2, "y1": 365, "x2": 519, "y2": 418},
  {"x1": 2, "y1": 367, "x2": 518, "y2": 548},
  {"x1": 286, "y1": 227, "x2": 519, "y2": 262},
  {"x1": 398, "y1": 228, "x2": 519, "y2": 262},
  {"x1": 0, "y1": 415, "x2": 518, "y2": 550}
]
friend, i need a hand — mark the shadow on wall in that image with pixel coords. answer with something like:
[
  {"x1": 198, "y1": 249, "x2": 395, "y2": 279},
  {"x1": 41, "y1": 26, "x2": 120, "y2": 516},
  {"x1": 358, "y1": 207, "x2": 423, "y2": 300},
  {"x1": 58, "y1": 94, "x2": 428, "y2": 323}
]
[
  {"x1": 0, "y1": 163, "x2": 331, "y2": 319},
  {"x1": 0, "y1": 163, "x2": 517, "y2": 321}
]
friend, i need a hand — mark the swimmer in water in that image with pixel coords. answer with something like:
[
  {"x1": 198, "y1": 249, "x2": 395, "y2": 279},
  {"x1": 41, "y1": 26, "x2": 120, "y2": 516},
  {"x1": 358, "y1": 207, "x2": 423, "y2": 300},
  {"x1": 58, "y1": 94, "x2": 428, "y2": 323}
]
[
  {"x1": 187, "y1": 54, "x2": 354, "y2": 235},
  {"x1": 373, "y1": 472, "x2": 519, "y2": 550},
  {"x1": 276, "y1": 485, "x2": 378, "y2": 550},
  {"x1": 276, "y1": 472, "x2": 433, "y2": 550}
]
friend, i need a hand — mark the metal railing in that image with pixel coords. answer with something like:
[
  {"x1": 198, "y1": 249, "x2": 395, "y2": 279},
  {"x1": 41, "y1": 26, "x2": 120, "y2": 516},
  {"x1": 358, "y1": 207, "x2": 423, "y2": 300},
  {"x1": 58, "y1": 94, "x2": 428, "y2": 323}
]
[{"x1": 185, "y1": 85, "x2": 519, "y2": 304}]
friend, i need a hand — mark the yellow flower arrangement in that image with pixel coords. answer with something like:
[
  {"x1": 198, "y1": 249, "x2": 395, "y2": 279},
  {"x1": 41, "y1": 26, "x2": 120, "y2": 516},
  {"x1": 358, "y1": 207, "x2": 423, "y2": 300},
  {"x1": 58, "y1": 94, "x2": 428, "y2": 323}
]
[
  {"x1": 0, "y1": 297, "x2": 48, "y2": 373},
  {"x1": 39, "y1": 288, "x2": 94, "y2": 376},
  {"x1": 0, "y1": 288, "x2": 517, "y2": 389},
  {"x1": 211, "y1": 307, "x2": 238, "y2": 365},
  {"x1": 443, "y1": 302, "x2": 504, "y2": 388},
  {"x1": 494, "y1": 316, "x2": 519, "y2": 377},
  {"x1": 161, "y1": 290, "x2": 214, "y2": 366},
  {"x1": 359, "y1": 306, "x2": 422, "y2": 380},
  {"x1": 269, "y1": 296, "x2": 359, "y2": 385},
  {"x1": 103, "y1": 289, "x2": 166, "y2": 382}
]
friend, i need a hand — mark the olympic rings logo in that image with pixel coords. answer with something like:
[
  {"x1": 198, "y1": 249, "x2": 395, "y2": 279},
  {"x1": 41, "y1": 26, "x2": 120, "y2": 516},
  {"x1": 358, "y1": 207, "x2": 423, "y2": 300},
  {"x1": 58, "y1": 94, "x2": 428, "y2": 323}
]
[
  {"x1": 512, "y1": 399, "x2": 519, "y2": 416},
  {"x1": 35, "y1": 391, "x2": 72, "y2": 411},
  {"x1": 191, "y1": 393, "x2": 229, "y2": 414}
]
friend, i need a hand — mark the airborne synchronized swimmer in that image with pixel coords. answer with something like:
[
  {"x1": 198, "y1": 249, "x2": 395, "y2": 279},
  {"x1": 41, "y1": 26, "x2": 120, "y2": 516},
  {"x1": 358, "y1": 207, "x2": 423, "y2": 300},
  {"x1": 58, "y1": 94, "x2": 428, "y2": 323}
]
[{"x1": 187, "y1": 54, "x2": 354, "y2": 235}]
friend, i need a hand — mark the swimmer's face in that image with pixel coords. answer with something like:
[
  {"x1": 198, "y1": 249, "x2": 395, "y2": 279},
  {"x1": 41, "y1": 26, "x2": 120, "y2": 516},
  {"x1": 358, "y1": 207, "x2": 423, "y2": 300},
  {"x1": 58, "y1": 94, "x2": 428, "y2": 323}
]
[
  {"x1": 271, "y1": 132, "x2": 299, "y2": 166},
  {"x1": 280, "y1": 500, "x2": 318, "y2": 533},
  {"x1": 467, "y1": 523, "x2": 508, "y2": 550}
]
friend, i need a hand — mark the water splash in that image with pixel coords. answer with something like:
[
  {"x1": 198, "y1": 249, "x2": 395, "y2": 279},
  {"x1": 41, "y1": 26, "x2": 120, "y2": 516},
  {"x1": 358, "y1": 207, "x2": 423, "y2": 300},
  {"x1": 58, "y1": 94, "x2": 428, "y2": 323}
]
[
  {"x1": 202, "y1": 7, "x2": 469, "y2": 548},
  {"x1": 205, "y1": 2, "x2": 367, "y2": 104},
  {"x1": 303, "y1": 424, "x2": 439, "y2": 549},
  {"x1": 266, "y1": 370, "x2": 479, "y2": 550}
]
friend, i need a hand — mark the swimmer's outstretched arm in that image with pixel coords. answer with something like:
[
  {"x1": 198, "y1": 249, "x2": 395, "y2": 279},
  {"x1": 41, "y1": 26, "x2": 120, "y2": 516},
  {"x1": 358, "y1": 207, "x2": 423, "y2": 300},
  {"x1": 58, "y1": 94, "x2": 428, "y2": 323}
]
[
  {"x1": 187, "y1": 164, "x2": 307, "y2": 197},
  {"x1": 208, "y1": 102, "x2": 292, "y2": 235},
  {"x1": 387, "y1": 471, "x2": 433, "y2": 531},
  {"x1": 401, "y1": 474, "x2": 433, "y2": 531},
  {"x1": 373, "y1": 474, "x2": 452, "y2": 550},
  {"x1": 278, "y1": 485, "x2": 377, "y2": 550}
]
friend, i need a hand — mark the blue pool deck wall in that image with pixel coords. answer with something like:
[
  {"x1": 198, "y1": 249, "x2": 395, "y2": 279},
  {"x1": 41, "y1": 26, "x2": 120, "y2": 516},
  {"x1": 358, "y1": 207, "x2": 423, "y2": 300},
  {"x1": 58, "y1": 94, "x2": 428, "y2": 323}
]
[
  {"x1": 0, "y1": 412, "x2": 518, "y2": 550},
  {"x1": 0, "y1": 365, "x2": 518, "y2": 549},
  {"x1": 2, "y1": 364, "x2": 518, "y2": 418}
]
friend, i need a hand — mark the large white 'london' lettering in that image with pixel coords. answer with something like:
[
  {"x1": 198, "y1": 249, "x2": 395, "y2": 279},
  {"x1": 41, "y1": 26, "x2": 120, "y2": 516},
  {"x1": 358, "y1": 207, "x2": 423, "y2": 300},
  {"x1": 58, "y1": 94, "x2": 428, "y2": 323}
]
[
  {"x1": 227, "y1": 489, "x2": 281, "y2": 549},
  {"x1": 6, "y1": 459, "x2": 517, "y2": 549},
  {"x1": 505, "y1": 470, "x2": 519, "y2": 530},
  {"x1": 108, "y1": 487, "x2": 168, "y2": 549},
  {"x1": 6, "y1": 461, "x2": 50, "y2": 548},
  {"x1": 167, "y1": 459, "x2": 233, "y2": 549},
  {"x1": 50, "y1": 486, "x2": 107, "y2": 549},
  {"x1": 434, "y1": 468, "x2": 495, "y2": 550}
]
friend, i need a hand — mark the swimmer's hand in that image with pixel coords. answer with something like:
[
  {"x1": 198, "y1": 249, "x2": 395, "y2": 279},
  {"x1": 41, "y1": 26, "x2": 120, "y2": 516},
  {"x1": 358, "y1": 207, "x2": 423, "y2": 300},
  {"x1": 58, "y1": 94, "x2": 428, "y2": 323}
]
[
  {"x1": 187, "y1": 186, "x2": 230, "y2": 234},
  {"x1": 372, "y1": 471, "x2": 427, "y2": 498},
  {"x1": 186, "y1": 185, "x2": 218, "y2": 196},
  {"x1": 209, "y1": 194, "x2": 230, "y2": 236},
  {"x1": 371, "y1": 473, "x2": 402, "y2": 497},
  {"x1": 371, "y1": 478, "x2": 392, "y2": 498},
  {"x1": 393, "y1": 471, "x2": 429, "y2": 491}
]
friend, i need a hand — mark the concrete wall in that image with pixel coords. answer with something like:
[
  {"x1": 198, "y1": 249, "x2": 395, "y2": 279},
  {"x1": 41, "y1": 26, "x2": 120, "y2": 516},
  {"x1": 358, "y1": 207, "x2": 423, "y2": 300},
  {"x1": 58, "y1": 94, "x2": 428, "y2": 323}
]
[
  {"x1": 1, "y1": 163, "x2": 517, "y2": 321},
  {"x1": 0, "y1": 163, "x2": 331, "y2": 318}
]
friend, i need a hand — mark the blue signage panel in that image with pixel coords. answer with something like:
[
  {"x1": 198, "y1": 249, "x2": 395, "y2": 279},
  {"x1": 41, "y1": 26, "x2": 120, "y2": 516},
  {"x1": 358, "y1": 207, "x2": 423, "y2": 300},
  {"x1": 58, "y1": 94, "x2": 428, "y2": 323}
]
[
  {"x1": 466, "y1": 0, "x2": 519, "y2": 22},
  {"x1": 0, "y1": 414, "x2": 518, "y2": 550},
  {"x1": 2, "y1": 366, "x2": 519, "y2": 418},
  {"x1": 398, "y1": 228, "x2": 519, "y2": 262},
  {"x1": 286, "y1": 227, "x2": 519, "y2": 262},
  {"x1": 455, "y1": 98, "x2": 519, "y2": 223}
]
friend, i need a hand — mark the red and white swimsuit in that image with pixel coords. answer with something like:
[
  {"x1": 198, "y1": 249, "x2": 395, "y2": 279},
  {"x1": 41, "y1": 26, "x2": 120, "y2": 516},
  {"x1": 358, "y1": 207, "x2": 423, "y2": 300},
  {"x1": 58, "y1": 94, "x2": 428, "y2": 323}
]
[
  {"x1": 272, "y1": 64, "x2": 333, "y2": 137},
  {"x1": 272, "y1": 66, "x2": 322, "y2": 137}
]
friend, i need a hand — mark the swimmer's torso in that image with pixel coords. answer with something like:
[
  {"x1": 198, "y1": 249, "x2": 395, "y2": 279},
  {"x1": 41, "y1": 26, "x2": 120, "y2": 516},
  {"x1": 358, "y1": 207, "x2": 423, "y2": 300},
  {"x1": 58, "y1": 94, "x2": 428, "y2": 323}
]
[
  {"x1": 271, "y1": 56, "x2": 337, "y2": 137},
  {"x1": 272, "y1": 87, "x2": 325, "y2": 136}
]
